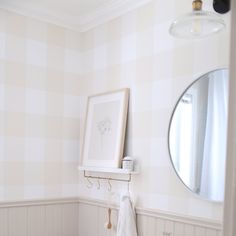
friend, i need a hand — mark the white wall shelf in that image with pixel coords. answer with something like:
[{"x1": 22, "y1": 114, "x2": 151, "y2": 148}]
[
  {"x1": 78, "y1": 166, "x2": 138, "y2": 183},
  {"x1": 78, "y1": 166, "x2": 138, "y2": 175}
]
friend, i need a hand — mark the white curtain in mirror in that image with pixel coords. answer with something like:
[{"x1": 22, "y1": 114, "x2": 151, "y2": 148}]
[
  {"x1": 200, "y1": 70, "x2": 229, "y2": 201},
  {"x1": 170, "y1": 94, "x2": 195, "y2": 189}
]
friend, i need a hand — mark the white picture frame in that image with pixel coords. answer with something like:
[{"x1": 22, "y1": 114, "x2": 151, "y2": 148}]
[{"x1": 81, "y1": 88, "x2": 129, "y2": 168}]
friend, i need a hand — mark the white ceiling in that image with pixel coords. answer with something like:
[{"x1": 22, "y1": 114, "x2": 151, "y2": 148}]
[{"x1": 0, "y1": 0, "x2": 151, "y2": 31}]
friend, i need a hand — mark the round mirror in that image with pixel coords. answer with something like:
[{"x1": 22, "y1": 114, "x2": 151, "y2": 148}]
[{"x1": 168, "y1": 69, "x2": 229, "y2": 202}]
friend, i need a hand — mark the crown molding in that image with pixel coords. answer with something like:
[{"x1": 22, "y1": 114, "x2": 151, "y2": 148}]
[
  {"x1": 0, "y1": 0, "x2": 152, "y2": 32},
  {"x1": 0, "y1": 3, "x2": 81, "y2": 32},
  {"x1": 78, "y1": 0, "x2": 152, "y2": 32}
]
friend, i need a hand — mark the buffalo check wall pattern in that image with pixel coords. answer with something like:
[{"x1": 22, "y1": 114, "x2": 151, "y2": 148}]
[
  {"x1": 0, "y1": 0, "x2": 231, "y2": 222},
  {"x1": 77, "y1": 0, "x2": 230, "y2": 221},
  {"x1": 0, "y1": 8, "x2": 81, "y2": 200}
]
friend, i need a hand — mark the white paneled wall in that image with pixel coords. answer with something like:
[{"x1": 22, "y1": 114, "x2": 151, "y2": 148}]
[
  {"x1": 78, "y1": 203, "x2": 118, "y2": 236},
  {"x1": 0, "y1": 198, "x2": 222, "y2": 236},
  {"x1": 136, "y1": 215, "x2": 221, "y2": 236},
  {"x1": 0, "y1": 198, "x2": 78, "y2": 236},
  {"x1": 77, "y1": 198, "x2": 222, "y2": 236}
]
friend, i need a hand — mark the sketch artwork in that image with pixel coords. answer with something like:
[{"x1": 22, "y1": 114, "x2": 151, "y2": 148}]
[{"x1": 97, "y1": 118, "x2": 112, "y2": 152}]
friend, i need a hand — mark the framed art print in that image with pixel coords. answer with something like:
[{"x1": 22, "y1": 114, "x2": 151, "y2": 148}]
[{"x1": 81, "y1": 88, "x2": 129, "y2": 168}]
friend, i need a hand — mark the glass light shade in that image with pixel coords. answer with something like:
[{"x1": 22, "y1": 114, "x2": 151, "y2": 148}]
[{"x1": 169, "y1": 10, "x2": 226, "y2": 39}]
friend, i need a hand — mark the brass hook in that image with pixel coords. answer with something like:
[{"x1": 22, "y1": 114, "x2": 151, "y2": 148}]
[
  {"x1": 107, "y1": 179, "x2": 112, "y2": 192},
  {"x1": 86, "y1": 177, "x2": 93, "y2": 189},
  {"x1": 97, "y1": 179, "x2": 101, "y2": 190},
  {"x1": 127, "y1": 181, "x2": 130, "y2": 195}
]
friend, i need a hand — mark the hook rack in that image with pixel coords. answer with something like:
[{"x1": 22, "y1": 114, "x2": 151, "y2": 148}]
[
  {"x1": 83, "y1": 170, "x2": 132, "y2": 182},
  {"x1": 79, "y1": 166, "x2": 138, "y2": 187}
]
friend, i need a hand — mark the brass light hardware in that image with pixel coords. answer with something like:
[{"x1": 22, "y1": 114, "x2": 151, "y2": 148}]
[
  {"x1": 169, "y1": 0, "x2": 226, "y2": 38},
  {"x1": 192, "y1": 0, "x2": 203, "y2": 11}
]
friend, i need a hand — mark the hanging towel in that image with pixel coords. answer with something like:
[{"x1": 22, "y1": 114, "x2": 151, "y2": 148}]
[{"x1": 117, "y1": 195, "x2": 138, "y2": 236}]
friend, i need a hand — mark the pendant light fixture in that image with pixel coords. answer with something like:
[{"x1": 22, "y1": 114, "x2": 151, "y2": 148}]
[{"x1": 169, "y1": 0, "x2": 226, "y2": 39}]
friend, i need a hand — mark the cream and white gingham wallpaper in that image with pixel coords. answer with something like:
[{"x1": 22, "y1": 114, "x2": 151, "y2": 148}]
[
  {"x1": 78, "y1": 0, "x2": 230, "y2": 221},
  {"x1": 0, "y1": 9, "x2": 81, "y2": 200},
  {"x1": 0, "y1": 0, "x2": 231, "y2": 222}
]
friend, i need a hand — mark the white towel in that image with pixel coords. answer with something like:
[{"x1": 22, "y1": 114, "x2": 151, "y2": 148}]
[{"x1": 117, "y1": 195, "x2": 138, "y2": 236}]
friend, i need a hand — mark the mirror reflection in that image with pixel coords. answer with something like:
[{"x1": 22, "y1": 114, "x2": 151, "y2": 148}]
[{"x1": 169, "y1": 69, "x2": 229, "y2": 202}]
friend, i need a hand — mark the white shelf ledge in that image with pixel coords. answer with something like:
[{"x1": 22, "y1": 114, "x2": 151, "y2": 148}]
[{"x1": 78, "y1": 166, "x2": 138, "y2": 175}]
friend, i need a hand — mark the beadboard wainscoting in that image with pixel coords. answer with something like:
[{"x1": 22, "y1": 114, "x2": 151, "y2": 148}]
[
  {"x1": 0, "y1": 198, "x2": 79, "y2": 236},
  {"x1": 0, "y1": 197, "x2": 222, "y2": 236},
  {"x1": 136, "y1": 209, "x2": 222, "y2": 236},
  {"x1": 78, "y1": 198, "x2": 222, "y2": 236}
]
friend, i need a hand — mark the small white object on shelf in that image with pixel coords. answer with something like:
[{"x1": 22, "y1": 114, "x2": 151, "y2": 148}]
[{"x1": 122, "y1": 156, "x2": 135, "y2": 171}]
